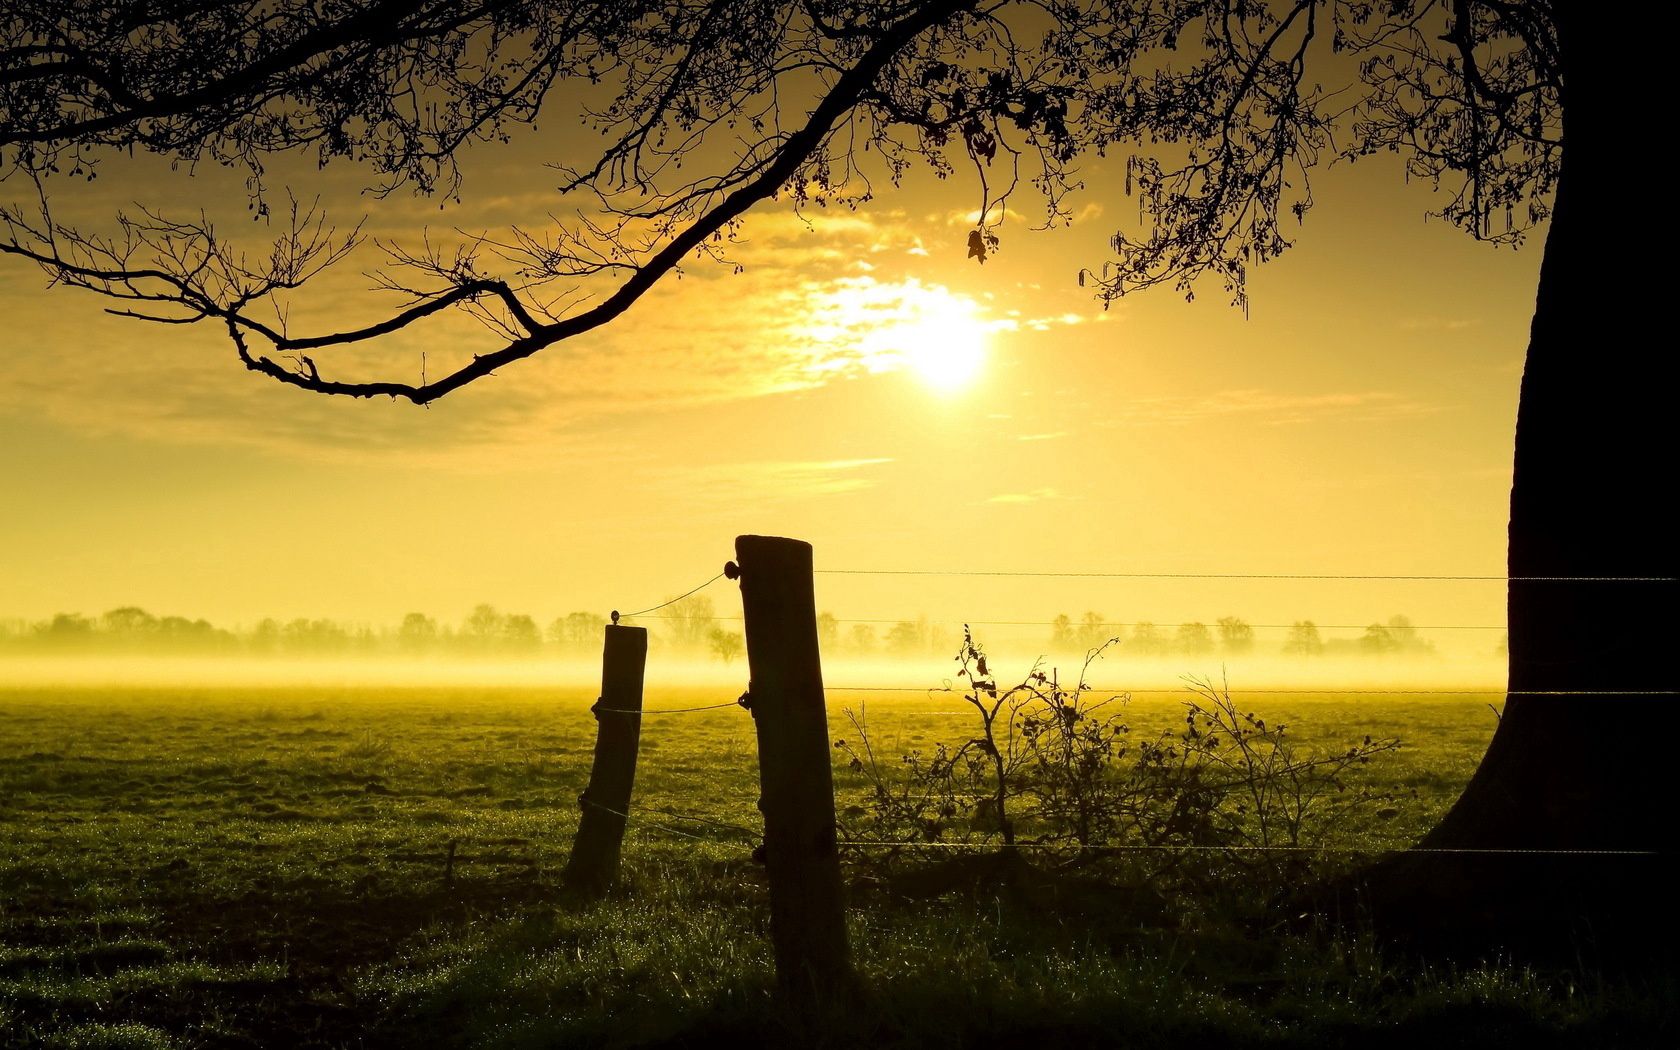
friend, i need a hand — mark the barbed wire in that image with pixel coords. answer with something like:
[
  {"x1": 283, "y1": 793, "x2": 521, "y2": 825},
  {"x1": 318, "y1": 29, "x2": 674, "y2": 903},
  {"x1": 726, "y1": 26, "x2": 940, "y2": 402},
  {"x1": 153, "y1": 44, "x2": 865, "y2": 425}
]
[
  {"x1": 580, "y1": 795, "x2": 759, "y2": 843},
  {"x1": 643, "y1": 807, "x2": 761, "y2": 841},
  {"x1": 818, "y1": 568, "x2": 1676, "y2": 583},
  {"x1": 579, "y1": 795, "x2": 711, "y2": 841},
  {"x1": 596, "y1": 699, "x2": 742, "y2": 715},
  {"x1": 825, "y1": 686, "x2": 1677, "y2": 696},
  {"x1": 568, "y1": 566, "x2": 1667, "y2": 860},
  {"x1": 603, "y1": 560, "x2": 1674, "y2": 648},
  {"x1": 613, "y1": 571, "x2": 725, "y2": 623},
  {"x1": 639, "y1": 614, "x2": 1513, "y2": 631},
  {"x1": 573, "y1": 565, "x2": 1669, "y2": 863},
  {"x1": 579, "y1": 798, "x2": 1661, "y2": 858},
  {"x1": 832, "y1": 839, "x2": 1664, "y2": 857}
]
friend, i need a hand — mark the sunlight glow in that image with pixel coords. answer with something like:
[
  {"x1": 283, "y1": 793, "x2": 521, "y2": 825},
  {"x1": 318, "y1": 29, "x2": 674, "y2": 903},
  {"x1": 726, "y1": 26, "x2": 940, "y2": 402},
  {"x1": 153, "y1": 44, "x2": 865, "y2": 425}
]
[{"x1": 801, "y1": 277, "x2": 998, "y2": 394}]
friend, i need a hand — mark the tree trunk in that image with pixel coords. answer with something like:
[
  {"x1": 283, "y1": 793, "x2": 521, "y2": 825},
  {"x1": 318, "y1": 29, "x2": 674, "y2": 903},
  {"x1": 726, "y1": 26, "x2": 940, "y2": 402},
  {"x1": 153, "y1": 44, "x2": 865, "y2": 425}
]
[{"x1": 1354, "y1": 8, "x2": 1676, "y2": 959}]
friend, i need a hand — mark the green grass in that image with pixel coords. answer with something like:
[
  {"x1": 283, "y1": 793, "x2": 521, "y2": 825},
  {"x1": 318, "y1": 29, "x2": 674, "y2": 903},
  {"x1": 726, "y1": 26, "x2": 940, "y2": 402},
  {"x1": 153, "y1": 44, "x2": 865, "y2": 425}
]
[{"x1": 0, "y1": 684, "x2": 1669, "y2": 1048}]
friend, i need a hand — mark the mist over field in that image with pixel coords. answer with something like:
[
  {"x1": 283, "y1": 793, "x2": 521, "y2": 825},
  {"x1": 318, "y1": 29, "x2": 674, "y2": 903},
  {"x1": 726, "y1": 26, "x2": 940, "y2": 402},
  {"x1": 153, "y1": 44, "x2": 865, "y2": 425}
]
[
  {"x1": 0, "y1": 650, "x2": 1508, "y2": 694},
  {"x1": 0, "y1": 600, "x2": 1506, "y2": 692}
]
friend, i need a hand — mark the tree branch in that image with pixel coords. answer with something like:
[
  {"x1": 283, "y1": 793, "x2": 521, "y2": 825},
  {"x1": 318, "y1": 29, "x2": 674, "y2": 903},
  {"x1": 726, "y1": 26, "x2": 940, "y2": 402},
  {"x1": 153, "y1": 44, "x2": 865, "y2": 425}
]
[{"x1": 226, "y1": 0, "x2": 978, "y2": 402}]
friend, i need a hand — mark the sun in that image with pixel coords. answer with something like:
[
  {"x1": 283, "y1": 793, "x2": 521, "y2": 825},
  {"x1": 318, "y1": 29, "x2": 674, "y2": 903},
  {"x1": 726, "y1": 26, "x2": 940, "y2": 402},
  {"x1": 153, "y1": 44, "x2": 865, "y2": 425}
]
[
  {"x1": 875, "y1": 295, "x2": 990, "y2": 393},
  {"x1": 802, "y1": 277, "x2": 995, "y2": 394}
]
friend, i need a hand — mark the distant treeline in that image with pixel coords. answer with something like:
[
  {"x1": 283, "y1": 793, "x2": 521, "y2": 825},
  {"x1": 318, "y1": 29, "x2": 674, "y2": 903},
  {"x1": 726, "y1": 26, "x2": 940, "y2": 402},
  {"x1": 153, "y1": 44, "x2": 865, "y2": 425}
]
[
  {"x1": 0, "y1": 598, "x2": 1442, "y2": 661},
  {"x1": 0, "y1": 605, "x2": 643, "y2": 658},
  {"x1": 1038, "y1": 612, "x2": 1438, "y2": 659},
  {"x1": 819, "y1": 612, "x2": 1438, "y2": 659}
]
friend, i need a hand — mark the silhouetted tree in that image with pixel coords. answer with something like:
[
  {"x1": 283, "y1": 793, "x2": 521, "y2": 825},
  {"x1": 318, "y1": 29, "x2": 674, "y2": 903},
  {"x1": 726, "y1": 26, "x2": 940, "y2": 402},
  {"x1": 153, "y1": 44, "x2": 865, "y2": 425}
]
[
  {"x1": 1282, "y1": 620, "x2": 1324, "y2": 658},
  {"x1": 886, "y1": 620, "x2": 923, "y2": 656},
  {"x1": 1174, "y1": 621, "x2": 1214, "y2": 658},
  {"x1": 1049, "y1": 613, "x2": 1074, "y2": 650},
  {"x1": 249, "y1": 618, "x2": 282, "y2": 655},
  {"x1": 282, "y1": 617, "x2": 348, "y2": 654},
  {"x1": 1128, "y1": 621, "x2": 1167, "y2": 658},
  {"x1": 816, "y1": 611, "x2": 840, "y2": 653},
  {"x1": 550, "y1": 611, "x2": 607, "y2": 652},
  {"x1": 1359, "y1": 622, "x2": 1397, "y2": 656},
  {"x1": 102, "y1": 606, "x2": 158, "y2": 636},
  {"x1": 544, "y1": 617, "x2": 570, "y2": 650},
  {"x1": 1358, "y1": 616, "x2": 1434, "y2": 657},
  {"x1": 708, "y1": 627, "x2": 744, "y2": 665},
  {"x1": 848, "y1": 623, "x2": 876, "y2": 656},
  {"x1": 1216, "y1": 616, "x2": 1254, "y2": 655},
  {"x1": 462, "y1": 604, "x2": 504, "y2": 649},
  {"x1": 1072, "y1": 611, "x2": 1111, "y2": 652},
  {"x1": 35, "y1": 613, "x2": 93, "y2": 646},
  {"x1": 457, "y1": 605, "x2": 542, "y2": 651},
  {"x1": 398, "y1": 612, "x2": 438, "y2": 652},
  {"x1": 664, "y1": 595, "x2": 716, "y2": 652},
  {"x1": 2, "y1": 1, "x2": 1667, "y2": 951},
  {"x1": 1384, "y1": 615, "x2": 1431, "y2": 654},
  {"x1": 501, "y1": 613, "x2": 542, "y2": 651},
  {"x1": 157, "y1": 616, "x2": 228, "y2": 651}
]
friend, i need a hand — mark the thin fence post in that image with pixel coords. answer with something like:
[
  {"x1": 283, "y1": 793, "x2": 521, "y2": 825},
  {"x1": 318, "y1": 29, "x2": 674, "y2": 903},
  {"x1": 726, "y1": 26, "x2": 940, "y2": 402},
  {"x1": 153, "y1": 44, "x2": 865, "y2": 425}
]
[
  {"x1": 562, "y1": 623, "x2": 647, "y2": 896},
  {"x1": 732, "y1": 534, "x2": 854, "y2": 1008}
]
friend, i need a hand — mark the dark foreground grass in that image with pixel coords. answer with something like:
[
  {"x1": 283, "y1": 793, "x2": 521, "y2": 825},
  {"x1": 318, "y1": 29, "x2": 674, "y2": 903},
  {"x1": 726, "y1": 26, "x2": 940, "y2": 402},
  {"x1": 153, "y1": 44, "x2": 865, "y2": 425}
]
[{"x1": 0, "y1": 685, "x2": 1671, "y2": 1048}]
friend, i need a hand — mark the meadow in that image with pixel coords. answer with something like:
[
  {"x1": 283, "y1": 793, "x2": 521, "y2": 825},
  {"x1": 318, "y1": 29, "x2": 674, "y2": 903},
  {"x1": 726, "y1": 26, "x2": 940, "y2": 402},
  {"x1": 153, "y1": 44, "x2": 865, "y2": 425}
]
[{"x1": 1, "y1": 681, "x2": 1671, "y2": 1048}]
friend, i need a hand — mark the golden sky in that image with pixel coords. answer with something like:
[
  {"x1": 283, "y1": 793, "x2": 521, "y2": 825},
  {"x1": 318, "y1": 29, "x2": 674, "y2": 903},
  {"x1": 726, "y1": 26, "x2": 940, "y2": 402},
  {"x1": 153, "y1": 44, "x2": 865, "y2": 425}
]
[{"x1": 0, "y1": 114, "x2": 1544, "y2": 666}]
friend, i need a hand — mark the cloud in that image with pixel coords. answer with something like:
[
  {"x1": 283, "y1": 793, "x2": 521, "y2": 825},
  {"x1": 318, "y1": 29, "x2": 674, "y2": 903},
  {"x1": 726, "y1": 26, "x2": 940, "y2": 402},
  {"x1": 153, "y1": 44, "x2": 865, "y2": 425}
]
[
  {"x1": 1016, "y1": 431, "x2": 1067, "y2": 442},
  {"x1": 1021, "y1": 309, "x2": 1103, "y2": 331},
  {"x1": 937, "y1": 203, "x2": 1011, "y2": 228}
]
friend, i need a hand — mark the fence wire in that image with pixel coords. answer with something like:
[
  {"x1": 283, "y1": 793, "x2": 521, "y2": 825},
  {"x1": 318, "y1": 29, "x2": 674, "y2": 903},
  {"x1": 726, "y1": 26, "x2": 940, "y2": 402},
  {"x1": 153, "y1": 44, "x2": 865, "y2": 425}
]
[
  {"x1": 614, "y1": 571, "x2": 726, "y2": 621},
  {"x1": 573, "y1": 561, "x2": 1673, "y2": 864},
  {"x1": 825, "y1": 686, "x2": 1677, "y2": 696},
  {"x1": 577, "y1": 797, "x2": 1663, "y2": 859},
  {"x1": 595, "y1": 699, "x2": 742, "y2": 715},
  {"x1": 818, "y1": 568, "x2": 1677, "y2": 582},
  {"x1": 831, "y1": 840, "x2": 1664, "y2": 857},
  {"x1": 642, "y1": 614, "x2": 1515, "y2": 630}
]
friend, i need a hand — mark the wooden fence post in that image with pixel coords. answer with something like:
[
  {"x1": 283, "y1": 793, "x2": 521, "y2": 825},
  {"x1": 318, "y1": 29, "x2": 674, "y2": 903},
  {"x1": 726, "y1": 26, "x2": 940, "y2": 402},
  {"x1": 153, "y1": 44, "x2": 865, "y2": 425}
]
[
  {"x1": 562, "y1": 623, "x2": 647, "y2": 896},
  {"x1": 732, "y1": 535, "x2": 854, "y2": 1007}
]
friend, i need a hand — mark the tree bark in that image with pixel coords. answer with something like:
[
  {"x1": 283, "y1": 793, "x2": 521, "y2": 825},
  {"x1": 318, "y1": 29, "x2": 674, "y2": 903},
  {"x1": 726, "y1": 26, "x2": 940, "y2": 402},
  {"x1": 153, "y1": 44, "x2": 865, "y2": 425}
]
[{"x1": 1354, "y1": 7, "x2": 1676, "y2": 959}]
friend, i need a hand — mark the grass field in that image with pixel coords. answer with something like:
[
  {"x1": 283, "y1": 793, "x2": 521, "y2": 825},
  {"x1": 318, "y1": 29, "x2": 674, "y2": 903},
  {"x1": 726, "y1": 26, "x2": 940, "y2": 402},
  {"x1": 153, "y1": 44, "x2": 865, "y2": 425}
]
[{"x1": 1, "y1": 682, "x2": 1671, "y2": 1048}]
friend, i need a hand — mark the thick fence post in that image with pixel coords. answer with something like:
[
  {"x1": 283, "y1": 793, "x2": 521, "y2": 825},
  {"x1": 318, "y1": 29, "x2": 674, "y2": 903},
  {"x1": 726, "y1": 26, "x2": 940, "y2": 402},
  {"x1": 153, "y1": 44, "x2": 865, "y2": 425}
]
[
  {"x1": 562, "y1": 623, "x2": 647, "y2": 896},
  {"x1": 733, "y1": 535, "x2": 854, "y2": 1007}
]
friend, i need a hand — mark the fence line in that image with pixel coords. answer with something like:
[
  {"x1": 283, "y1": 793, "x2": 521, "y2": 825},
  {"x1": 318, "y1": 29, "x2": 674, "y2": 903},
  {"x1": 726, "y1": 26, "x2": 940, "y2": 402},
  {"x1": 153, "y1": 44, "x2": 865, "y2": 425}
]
[
  {"x1": 606, "y1": 560, "x2": 1674, "y2": 637},
  {"x1": 831, "y1": 839, "x2": 1664, "y2": 857},
  {"x1": 587, "y1": 786, "x2": 1670, "y2": 860},
  {"x1": 584, "y1": 685, "x2": 1676, "y2": 716},
  {"x1": 817, "y1": 568, "x2": 1676, "y2": 583},
  {"x1": 637, "y1": 614, "x2": 1514, "y2": 631},
  {"x1": 566, "y1": 555, "x2": 1667, "y2": 907},
  {"x1": 824, "y1": 686, "x2": 1678, "y2": 696},
  {"x1": 578, "y1": 798, "x2": 1662, "y2": 858}
]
